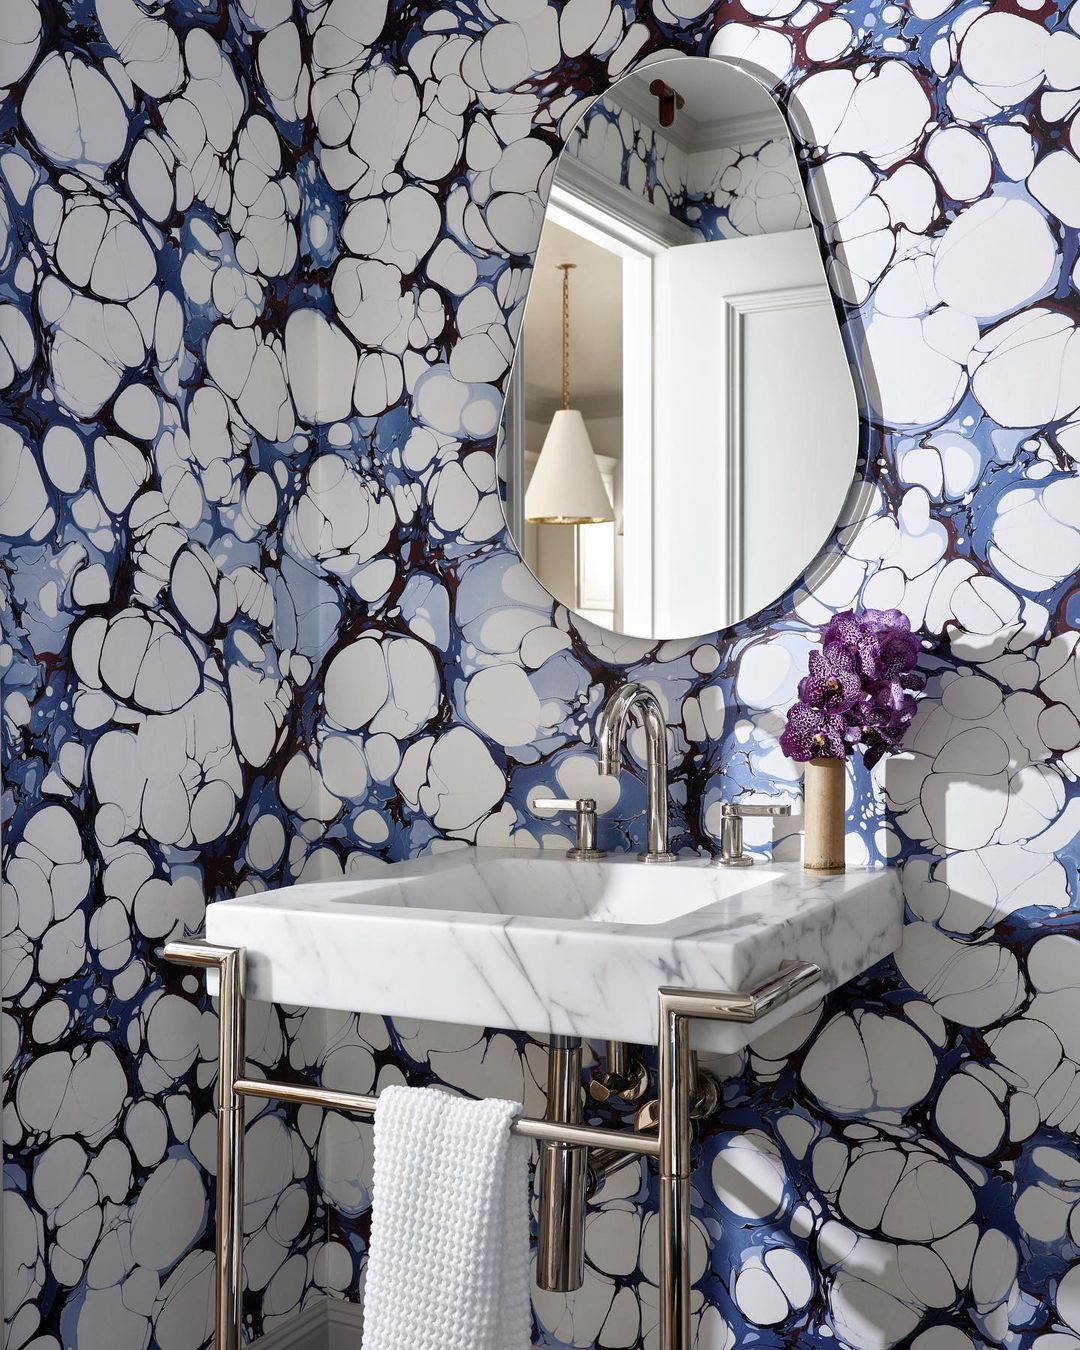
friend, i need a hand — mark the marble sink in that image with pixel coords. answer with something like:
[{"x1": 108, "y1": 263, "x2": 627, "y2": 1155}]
[{"x1": 205, "y1": 850, "x2": 902, "y2": 1051}]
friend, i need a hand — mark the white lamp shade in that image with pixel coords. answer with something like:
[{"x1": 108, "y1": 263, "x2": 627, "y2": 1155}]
[{"x1": 524, "y1": 409, "x2": 615, "y2": 524}]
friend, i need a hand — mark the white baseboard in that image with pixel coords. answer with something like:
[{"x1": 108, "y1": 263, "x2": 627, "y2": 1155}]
[
  {"x1": 253, "y1": 1296, "x2": 364, "y2": 1350},
  {"x1": 325, "y1": 1300, "x2": 365, "y2": 1350}
]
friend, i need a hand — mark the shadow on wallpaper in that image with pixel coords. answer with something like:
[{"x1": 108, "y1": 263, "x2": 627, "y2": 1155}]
[{"x1": 2, "y1": 1, "x2": 1079, "y2": 1349}]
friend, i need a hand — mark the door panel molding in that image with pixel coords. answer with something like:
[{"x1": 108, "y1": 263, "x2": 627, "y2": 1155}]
[{"x1": 722, "y1": 282, "x2": 832, "y2": 622}]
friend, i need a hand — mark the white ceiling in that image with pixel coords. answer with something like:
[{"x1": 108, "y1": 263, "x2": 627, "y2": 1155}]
[
  {"x1": 607, "y1": 59, "x2": 787, "y2": 150},
  {"x1": 631, "y1": 59, "x2": 770, "y2": 122}
]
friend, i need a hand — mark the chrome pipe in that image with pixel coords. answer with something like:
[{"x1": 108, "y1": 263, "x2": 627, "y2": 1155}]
[
  {"x1": 231, "y1": 1078, "x2": 661, "y2": 1156},
  {"x1": 657, "y1": 985, "x2": 694, "y2": 1350},
  {"x1": 536, "y1": 1036, "x2": 588, "y2": 1292},
  {"x1": 590, "y1": 1040, "x2": 648, "y2": 1105},
  {"x1": 523, "y1": 1117, "x2": 656, "y2": 1155},
  {"x1": 587, "y1": 1146, "x2": 642, "y2": 1197},
  {"x1": 546, "y1": 1037, "x2": 582, "y2": 1123},
  {"x1": 218, "y1": 948, "x2": 245, "y2": 1350},
  {"x1": 236, "y1": 1078, "x2": 378, "y2": 1115},
  {"x1": 659, "y1": 962, "x2": 822, "y2": 1026},
  {"x1": 165, "y1": 941, "x2": 245, "y2": 1350},
  {"x1": 655, "y1": 961, "x2": 820, "y2": 1350},
  {"x1": 606, "y1": 1040, "x2": 628, "y2": 1079}
]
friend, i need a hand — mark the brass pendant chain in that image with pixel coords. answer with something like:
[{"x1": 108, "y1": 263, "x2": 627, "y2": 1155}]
[{"x1": 559, "y1": 262, "x2": 575, "y2": 411}]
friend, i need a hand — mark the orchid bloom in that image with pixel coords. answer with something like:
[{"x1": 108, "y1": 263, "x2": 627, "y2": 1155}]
[{"x1": 781, "y1": 610, "x2": 924, "y2": 765}]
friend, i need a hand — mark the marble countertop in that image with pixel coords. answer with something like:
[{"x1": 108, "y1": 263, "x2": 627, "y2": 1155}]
[{"x1": 205, "y1": 849, "x2": 903, "y2": 1051}]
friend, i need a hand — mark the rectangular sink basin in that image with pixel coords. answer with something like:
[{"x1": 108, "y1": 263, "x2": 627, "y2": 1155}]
[
  {"x1": 205, "y1": 849, "x2": 902, "y2": 1051},
  {"x1": 301, "y1": 853, "x2": 778, "y2": 925}
]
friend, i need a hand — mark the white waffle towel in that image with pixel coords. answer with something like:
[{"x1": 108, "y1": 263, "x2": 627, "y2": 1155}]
[{"x1": 360, "y1": 1085, "x2": 532, "y2": 1350}]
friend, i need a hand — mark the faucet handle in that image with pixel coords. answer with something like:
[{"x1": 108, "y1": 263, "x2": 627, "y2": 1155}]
[
  {"x1": 533, "y1": 798, "x2": 606, "y2": 860},
  {"x1": 716, "y1": 800, "x2": 792, "y2": 867}
]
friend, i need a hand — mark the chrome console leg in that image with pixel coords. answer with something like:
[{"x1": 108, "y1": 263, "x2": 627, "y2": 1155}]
[
  {"x1": 536, "y1": 1035, "x2": 588, "y2": 1292},
  {"x1": 658, "y1": 991, "x2": 695, "y2": 1350},
  {"x1": 166, "y1": 941, "x2": 246, "y2": 1350},
  {"x1": 655, "y1": 963, "x2": 820, "y2": 1350}
]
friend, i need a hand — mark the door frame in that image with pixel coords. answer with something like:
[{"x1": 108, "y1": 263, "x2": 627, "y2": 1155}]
[{"x1": 546, "y1": 181, "x2": 662, "y2": 638}]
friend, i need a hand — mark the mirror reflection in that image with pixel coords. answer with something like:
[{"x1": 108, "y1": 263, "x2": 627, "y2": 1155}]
[{"x1": 498, "y1": 58, "x2": 858, "y2": 641}]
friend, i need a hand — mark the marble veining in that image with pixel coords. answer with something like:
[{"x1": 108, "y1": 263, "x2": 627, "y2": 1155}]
[{"x1": 205, "y1": 854, "x2": 902, "y2": 1050}]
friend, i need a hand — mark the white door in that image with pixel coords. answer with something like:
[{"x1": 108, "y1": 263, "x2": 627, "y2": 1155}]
[
  {"x1": 653, "y1": 229, "x2": 856, "y2": 634},
  {"x1": 575, "y1": 459, "x2": 618, "y2": 630}
]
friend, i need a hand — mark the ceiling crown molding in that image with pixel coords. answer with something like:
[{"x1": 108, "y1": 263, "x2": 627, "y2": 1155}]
[
  {"x1": 553, "y1": 155, "x2": 699, "y2": 249},
  {"x1": 691, "y1": 109, "x2": 789, "y2": 152}
]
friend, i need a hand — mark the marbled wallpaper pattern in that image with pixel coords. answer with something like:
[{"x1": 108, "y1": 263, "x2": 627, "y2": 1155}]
[
  {"x1": 565, "y1": 94, "x2": 812, "y2": 239},
  {"x1": 2, "y1": 1, "x2": 1080, "y2": 1350}
]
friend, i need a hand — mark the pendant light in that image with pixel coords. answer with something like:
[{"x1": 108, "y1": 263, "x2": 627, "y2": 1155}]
[{"x1": 524, "y1": 263, "x2": 615, "y2": 525}]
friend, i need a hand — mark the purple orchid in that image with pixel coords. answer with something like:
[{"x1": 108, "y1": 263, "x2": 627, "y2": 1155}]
[
  {"x1": 781, "y1": 609, "x2": 924, "y2": 765},
  {"x1": 798, "y1": 642, "x2": 862, "y2": 713},
  {"x1": 779, "y1": 702, "x2": 854, "y2": 761},
  {"x1": 822, "y1": 608, "x2": 919, "y2": 683}
]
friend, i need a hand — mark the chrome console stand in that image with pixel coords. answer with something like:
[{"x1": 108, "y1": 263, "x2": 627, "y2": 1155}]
[{"x1": 164, "y1": 939, "x2": 819, "y2": 1350}]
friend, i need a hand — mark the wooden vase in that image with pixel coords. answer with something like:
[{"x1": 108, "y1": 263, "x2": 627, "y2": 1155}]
[{"x1": 803, "y1": 756, "x2": 846, "y2": 873}]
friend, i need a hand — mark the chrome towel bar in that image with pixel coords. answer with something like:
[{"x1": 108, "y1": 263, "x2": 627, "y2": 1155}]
[{"x1": 231, "y1": 1076, "x2": 662, "y2": 1156}]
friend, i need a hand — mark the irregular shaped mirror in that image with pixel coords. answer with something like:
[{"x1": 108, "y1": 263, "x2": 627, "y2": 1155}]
[{"x1": 498, "y1": 57, "x2": 858, "y2": 641}]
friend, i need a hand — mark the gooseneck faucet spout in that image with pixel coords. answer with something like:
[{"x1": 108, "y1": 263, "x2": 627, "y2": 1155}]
[{"x1": 597, "y1": 682, "x2": 675, "y2": 863}]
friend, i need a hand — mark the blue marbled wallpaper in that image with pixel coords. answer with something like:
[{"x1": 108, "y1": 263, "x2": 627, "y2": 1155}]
[{"x1": 2, "y1": 1, "x2": 1080, "y2": 1349}]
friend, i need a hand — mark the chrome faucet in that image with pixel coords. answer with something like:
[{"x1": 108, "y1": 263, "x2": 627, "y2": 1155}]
[{"x1": 597, "y1": 682, "x2": 675, "y2": 863}]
